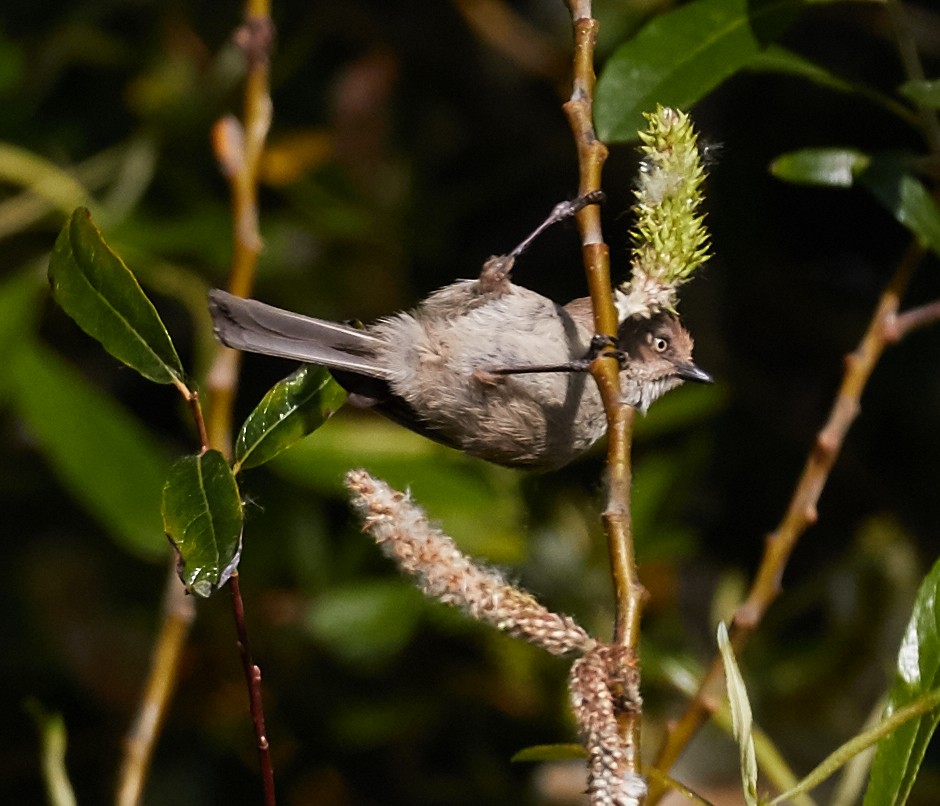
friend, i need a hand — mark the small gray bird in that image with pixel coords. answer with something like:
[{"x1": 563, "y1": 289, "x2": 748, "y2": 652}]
[{"x1": 208, "y1": 254, "x2": 710, "y2": 470}]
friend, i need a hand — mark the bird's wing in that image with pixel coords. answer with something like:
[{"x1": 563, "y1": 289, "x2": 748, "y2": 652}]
[{"x1": 208, "y1": 289, "x2": 390, "y2": 377}]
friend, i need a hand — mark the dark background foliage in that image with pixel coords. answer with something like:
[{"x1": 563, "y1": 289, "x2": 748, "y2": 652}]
[{"x1": 2, "y1": 1, "x2": 939, "y2": 803}]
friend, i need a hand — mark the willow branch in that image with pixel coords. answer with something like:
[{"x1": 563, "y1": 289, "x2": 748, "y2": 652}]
[
  {"x1": 115, "y1": 565, "x2": 196, "y2": 806},
  {"x1": 562, "y1": 0, "x2": 642, "y2": 653},
  {"x1": 116, "y1": 4, "x2": 275, "y2": 804},
  {"x1": 230, "y1": 572, "x2": 275, "y2": 806},
  {"x1": 206, "y1": 7, "x2": 274, "y2": 455},
  {"x1": 563, "y1": 1, "x2": 646, "y2": 791},
  {"x1": 647, "y1": 240, "x2": 925, "y2": 803}
]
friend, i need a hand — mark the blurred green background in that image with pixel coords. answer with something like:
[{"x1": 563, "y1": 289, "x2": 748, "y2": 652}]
[{"x1": 2, "y1": 1, "x2": 940, "y2": 803}]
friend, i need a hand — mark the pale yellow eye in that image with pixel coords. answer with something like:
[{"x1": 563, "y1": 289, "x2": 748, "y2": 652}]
[{"x1": 652, "y1": 336, "x2": 668, "y2": 352}]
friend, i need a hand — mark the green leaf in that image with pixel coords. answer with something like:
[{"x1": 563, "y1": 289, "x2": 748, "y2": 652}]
[
  {"x1": 234, "y1": 365, "x2": 347, "y2": 472},
  {"x1": 304, "y1": 580, "x2": 424, "y2": 666},
  {"x1": 0, "y1": 142, "x2": 89, "y2": 217},
  {"x1": 0, "y1": 268, "x2": 45, "y2": 401},
  {"x1": 25, "y1": 700, "x2": 78, "y2": 806},
  {"x1": 749, "y1": 46, "x2": 917, "y2": 126},
  {"x1": 769, "y1": 688, "x2": 940, "y2": 805},
  {"x1": 748, "y1": 44, "x2": 857, "y2": 91},
  {"x1": 595, "y1": 0, "x2": 805, "y2": 142},
  {"x1": 771, "y1": 150, "x2": 940, "y2": 259},
  {"x1": 10, "y1": 343, "x2": 171, "y2": 560},
  {"x1": 511, "y1": 744, "x2": 586, "y2": 763},
  {"x1": 48, "y1": 207, "x2": 185, "y2": 386},
  {"x1": 770, "y1": 147, "x2": 870, "y2": 188},
  {"x1": 857, "y1": 157, "x2": 940, "y2": 260},
  {"x1": 271, "y1": 415, "x2": 526, "y2": 563},
  {"x1": 864, "y1": 557, "x2": 940, "y2": 806},
  {"x1": 163, "y1": 450, "x2": 243, "y2": 597},
  {"x1": 899, "y1": 79, "x2": 940, "y2": 109},
  {"x1": 719, "y1": 622, "x2": 760, "y2": 806}
]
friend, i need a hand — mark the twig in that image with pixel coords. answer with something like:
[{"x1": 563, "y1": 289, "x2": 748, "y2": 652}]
[
  {"x1": 563, "y1": 0, "x2": 646, "y2": 790},
  {"x1": 646, "y1": 240, "x2": 925, "y2": 803},
  {"x1": 117, "y1": 3, "x2": 276, "y2": 803},
  {"x1": 212, "y1": 5, "x2": 278, "y2": 804},
  {"x1": 888, "y1": 298, "x2": 940, "y2": 340},
  {"x1": 116, "y1": 565, "x2": 195, "y2": 806},
  {"x1": 230, "y1": 572, "x2": 275, "y2": 805},
  {"x1": 206, "y1": 8, "x2": 274, "y2": 454},
  {"x1": 885, "y1": 0, "x2": 940, "y2": 154}
]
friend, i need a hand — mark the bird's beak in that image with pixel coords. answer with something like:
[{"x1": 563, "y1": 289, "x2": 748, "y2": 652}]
[{"x1": 676, "y1": 362, "x2": 713, "y2": 384}]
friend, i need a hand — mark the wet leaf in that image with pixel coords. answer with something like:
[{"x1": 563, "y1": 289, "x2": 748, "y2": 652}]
[
  {"x1": 163, "y1": 450, "x2": 243, "y2": 597},
  {"x1": 48, "y1": 207, "x2": 185, "y2": 386},
  {"x1": 864, "y1": 558, "x2": 940, "y2": 806},
  {"x1": 234, "y1": 365, "x2": 347, "y2": 472}
]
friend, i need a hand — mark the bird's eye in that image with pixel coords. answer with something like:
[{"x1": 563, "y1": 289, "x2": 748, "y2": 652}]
[{"x1": 652, "y1": 336, "x2": 668, "y2": 352}]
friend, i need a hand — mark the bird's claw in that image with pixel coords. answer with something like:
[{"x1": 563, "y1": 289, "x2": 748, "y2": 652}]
[{"x1": 587, "y1": 334, "x2": 627, "y2": 368}]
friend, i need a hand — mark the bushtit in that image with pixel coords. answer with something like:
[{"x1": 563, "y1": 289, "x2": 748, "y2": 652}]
[{"x1": 209, "y1": 199, "x2": 710, "y2": 470}]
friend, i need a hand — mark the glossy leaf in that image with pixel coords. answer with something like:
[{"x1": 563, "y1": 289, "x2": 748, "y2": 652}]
[
  {"x1": 163, "y1": 450, "x2": 243, "y2": 597},
  {"x1": 48, "y1": 207, "x2": 185, "y2": 386},
  {"x1": 864, "y1": 558, "x2": 940, "y2": 806},
  {"x1": 10, "y1": 343, "x2": 170, "y2": 560},
  {"x1": 234, "y1": 365, "x2": 347, "y2": 472},
  {"x1": 595, "y1": 0, "x2": 805, "y2": 142},
  {"x1": 857, "y1": 157, "x2": 940, "y2": 260},
  {"x1": 770, "y1": 147, "x2": 870, "y2": 188},
  {"x1": 719, "y1": 622, "x2": 759, "y2": 806}
]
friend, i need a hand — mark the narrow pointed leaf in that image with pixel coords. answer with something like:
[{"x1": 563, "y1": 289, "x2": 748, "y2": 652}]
[
  {"x1": 749, "y1": 46, "x2": 915, "y2": 126},
  {"x1": 770, "y1": 147, "x2": 870, "y2": 187},
  {"x1": 163, "y1": 450, "x2": 243, "y2": 597},
  {"x1": 864, "y1": 558, "x2": 940, "y2": 806},
  {"x1": 748, "y1": 45, "x2": 859, "y2": 94},
  {"x1": 857, "y1": 158, "x2": 940, "y2": 260},
  {"x1": 511, "y1": 744, "x2": 586, "y2": 763},
  {"x1": 234, "y1": 365, "x2": 347, "y2": 472},
  {"x1": 771, "y1": 150, "x2": 940, "y2": 260},
  {"x1": 719, "y1": 622, "x2": 760, "y2": 806},
  {"x1": 0, "y1": 269, "x2": 45, "y2": 401},
  {"x1": 11, "y1": 343, "x2": 170, "y2": 560},
  {"x1": 899, "y1": 79, "x2": 940, "y2": 109},
  {"x1": 48, "y1": 207, "x2": 185, "y2": 385},
  {"x1": 25, "y1": 701, "x2": 78, "y2": 806},
  {"x1": 595, "y1": 0, "x2": 806, "y2": 142}
]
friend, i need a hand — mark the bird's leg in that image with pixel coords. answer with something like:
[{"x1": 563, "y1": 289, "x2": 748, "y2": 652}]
[
  {"x1": 508, "y1": 190, "x2": 606, "y2": 259},
  {"x1": 478, "y1": 191, "x2": 606, "y2": 293},
  {"x1": 485, "y1": 333, "x2": 626, "y2": 377}
]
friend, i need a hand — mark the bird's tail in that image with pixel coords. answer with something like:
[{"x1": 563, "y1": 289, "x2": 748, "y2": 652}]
[{"x1": 208, "y1": 289, "x2": 390, "y2": 377}]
